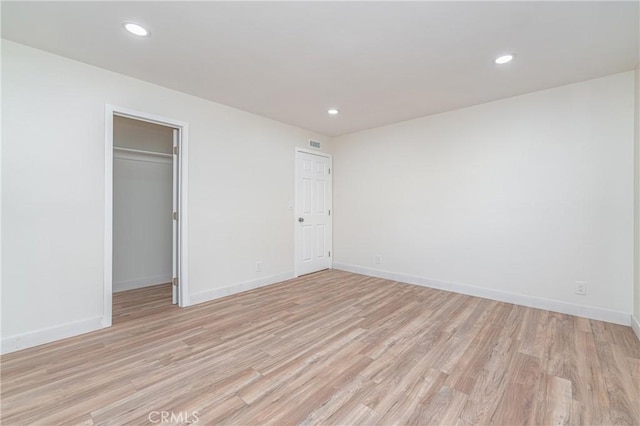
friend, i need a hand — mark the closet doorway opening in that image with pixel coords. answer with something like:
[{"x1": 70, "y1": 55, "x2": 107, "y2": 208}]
[{"x1": 104, "y1": 105, "x2": 189, "y2": 327}]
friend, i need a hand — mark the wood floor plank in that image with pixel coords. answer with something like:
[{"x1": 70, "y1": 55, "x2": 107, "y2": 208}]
[
  {"x1": 1, "y1": 270, "x2": 638, "y2": 425},
  {"x1": 459, "y1": 304, "x2": 524, "y2": 425},
  {"x1": 545, "y1": 375, "x2": 573, "y2": 426},
  {"x1": 487, "y1": 352, "x2": 539, "y2": 425},
  {"x1": 417, "y1": 385, "x2": 468, "y2": 426}
]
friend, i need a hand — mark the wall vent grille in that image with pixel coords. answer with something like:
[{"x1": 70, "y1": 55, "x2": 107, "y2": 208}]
[{"x1": 308, "y1": 140, "x2": 322, "y2": 150}]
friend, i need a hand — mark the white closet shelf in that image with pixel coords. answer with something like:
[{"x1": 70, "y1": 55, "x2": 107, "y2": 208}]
[{"x1": 114, "y1": 147, "x2": 172, "y2": 158}]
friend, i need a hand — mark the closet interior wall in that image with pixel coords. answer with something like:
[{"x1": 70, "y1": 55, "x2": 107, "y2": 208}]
[{"x1": 112, "y1": 115, "x2": 173, "y2": 292}]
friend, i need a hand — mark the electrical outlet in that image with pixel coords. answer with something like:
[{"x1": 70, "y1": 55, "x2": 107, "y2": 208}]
[
  {"x1": 575, "y1": 281, "x2": 587, "y2": 295},
  {"x1": 375, "y1": 255, "x2": 382, "y2": 265},
  {"x1": 256, "y1": 261, "x2": 263, "y2": 272}
]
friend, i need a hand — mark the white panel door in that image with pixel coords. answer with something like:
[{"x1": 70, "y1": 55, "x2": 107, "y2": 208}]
[
  {"x1": 295, "y1": 150, "x2": 332, "y2": 276},
  {"x1": 172, "y1": 129, "x2": 180, "y2": 305}
]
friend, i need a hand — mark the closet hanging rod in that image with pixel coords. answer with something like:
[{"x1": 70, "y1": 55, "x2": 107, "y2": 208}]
[{"x1": 113, "y1": 146, "x2": 172, "y2": 158}]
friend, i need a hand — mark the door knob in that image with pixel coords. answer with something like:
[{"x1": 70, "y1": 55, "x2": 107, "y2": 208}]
[{"x1": 298, "y1": 217, "x2": 304, "y2": 222}]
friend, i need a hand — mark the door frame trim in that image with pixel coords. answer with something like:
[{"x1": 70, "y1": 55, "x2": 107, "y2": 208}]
[
  {"x1": 104, "y1": 105, "x2": 190, "y2": 327},
  {"x1": 294, "y1": 148, "x2": 333, "y2": 278}
]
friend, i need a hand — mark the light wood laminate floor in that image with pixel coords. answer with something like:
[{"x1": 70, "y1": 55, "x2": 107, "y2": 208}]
[{"x1": 2, "y1": 270, "x2": 639, "y2": 425}]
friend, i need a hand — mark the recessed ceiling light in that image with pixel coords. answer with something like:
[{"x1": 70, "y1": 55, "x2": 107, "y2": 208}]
[
  {"x1": 495, "y1": 54, "x2": 514, "y2": 65},
  {"x1": 123, "y1": 22, "x2": 149, "y2": 37},
  {"x1": 327, "y1": 109, "x2": 340, "y2": 115}
]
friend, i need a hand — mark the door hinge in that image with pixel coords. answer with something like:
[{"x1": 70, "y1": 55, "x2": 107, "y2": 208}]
[
  {"x1": 328, "y1": 209, "x2": 331, "y2": 216},
  {"x1": 328, "y1": 168, "x2": 331, "y2": 174},
  {"x1": 328, "y1": 251, "x2": 331, "y2": 257},
  {"x1": 173, "y1": 146, "x2": 178, "y2": 155},
  {"x1": 173, "y1": 211, "x2": 178, "y2": 220},
  {"x1": 172, "y1": 277, "x2": 178, "y2": 286}
]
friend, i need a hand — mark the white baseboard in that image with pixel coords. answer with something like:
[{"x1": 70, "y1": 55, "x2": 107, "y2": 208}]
[
  {"x1": 113, "y1": 274, "x2": 172, "y2": 292},
  {"x1": 1, "y1": 316, "x2": 104, "y2": 355},
  {"x1": 190, "y1": 271, "x2": 295, "y2": 306},
  {"x1": 333, "y1": 263, "x2": 631, "y2": 326},
  {"x1": 632, "y1": 315, "x2": 640, "y2": 341}
]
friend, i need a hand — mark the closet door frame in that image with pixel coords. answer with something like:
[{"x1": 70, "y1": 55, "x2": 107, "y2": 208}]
[{"x1": 104, "y1": 105, "x2": 190, "y2": 327}]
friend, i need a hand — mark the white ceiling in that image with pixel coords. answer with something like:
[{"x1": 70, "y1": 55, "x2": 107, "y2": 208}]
[{"x1": 2, "y1": 1, "x2": 638, "y2": 136}]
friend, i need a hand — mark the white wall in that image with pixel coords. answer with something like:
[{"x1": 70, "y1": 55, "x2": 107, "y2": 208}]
[
  {"x1": 333, "y1": 72, "x2": 635, "y2": 325},
  {"x1": 113, "y1": 156, "x2": 172, "y2": 292},
  {"x1": 113, "y1": 117, "x2": 173, "y2": 292},
  {"x1": 1, "y1": 40, "x2": 333, "y2": 352}
]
